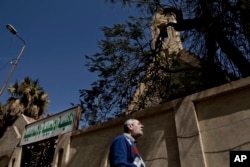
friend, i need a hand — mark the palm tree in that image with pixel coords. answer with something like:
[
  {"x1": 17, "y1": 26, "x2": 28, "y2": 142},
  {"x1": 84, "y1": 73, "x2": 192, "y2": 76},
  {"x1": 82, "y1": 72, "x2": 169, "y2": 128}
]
[
  {"x1": 0, "y1": 77, "x2": 50, "y2": 138},
  {"x1": 6, "y1": 77, "x2": 50, "y2": 120}
]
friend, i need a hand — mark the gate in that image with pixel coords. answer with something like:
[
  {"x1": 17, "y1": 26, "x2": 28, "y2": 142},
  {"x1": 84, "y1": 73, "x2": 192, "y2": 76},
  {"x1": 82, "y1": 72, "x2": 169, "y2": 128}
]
[{"x1": 21, "y1": 136, "x2": 58, "y2": 167}]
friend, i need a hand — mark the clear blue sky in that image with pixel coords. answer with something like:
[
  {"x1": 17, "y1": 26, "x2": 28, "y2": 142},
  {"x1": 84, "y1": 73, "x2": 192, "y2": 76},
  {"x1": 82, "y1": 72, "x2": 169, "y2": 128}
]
[{"x1": 0, "y1": 0, "x2": 137, "y2": 114}]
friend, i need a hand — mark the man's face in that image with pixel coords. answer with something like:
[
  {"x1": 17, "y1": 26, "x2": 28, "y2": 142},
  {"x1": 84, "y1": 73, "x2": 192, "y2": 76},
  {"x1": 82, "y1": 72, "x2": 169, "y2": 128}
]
[{"x1": 129, "y1": 119, "x2": 144, "y2": 139}]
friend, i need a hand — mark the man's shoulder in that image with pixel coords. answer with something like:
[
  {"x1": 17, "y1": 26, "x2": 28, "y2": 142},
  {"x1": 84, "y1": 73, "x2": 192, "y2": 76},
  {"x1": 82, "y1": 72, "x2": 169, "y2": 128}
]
[
  {"x1": 113, "y1": 134, "x2": 126, "y2": 141},
  {"x1": 112, "y1": 133, "x2": 135, "y2": 146},
  {"x1": 110, "y1": 134, "x2": 128, "y2": 148}
]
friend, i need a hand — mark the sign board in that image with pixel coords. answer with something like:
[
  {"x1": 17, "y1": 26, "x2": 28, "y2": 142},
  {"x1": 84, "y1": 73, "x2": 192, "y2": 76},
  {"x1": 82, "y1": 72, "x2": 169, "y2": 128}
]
[{"x1": 20, "y1": 106, "x2": 81, "y2": 146}]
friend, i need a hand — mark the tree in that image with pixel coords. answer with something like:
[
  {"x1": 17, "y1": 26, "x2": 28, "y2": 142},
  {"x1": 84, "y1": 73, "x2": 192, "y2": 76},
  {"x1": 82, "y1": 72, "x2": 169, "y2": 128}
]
[
  {"x1": 0, "y1": 77, "x2": 50, "y2": 137},
  {"x1": 80, "y1": 19, "x2": 152, "y2": 125},
  {"x1": 80, "y1": 0, "x2": 250, "y2": 126},
  {"x1": 238, "y1": 0, "x2": 250, "y2": 43}
]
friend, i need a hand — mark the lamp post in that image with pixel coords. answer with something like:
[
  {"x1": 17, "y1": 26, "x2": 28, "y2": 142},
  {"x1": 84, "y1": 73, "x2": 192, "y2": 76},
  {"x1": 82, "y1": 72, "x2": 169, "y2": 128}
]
[{"x1": 0, "y1": 24, "x2": 26, "y2": 96}]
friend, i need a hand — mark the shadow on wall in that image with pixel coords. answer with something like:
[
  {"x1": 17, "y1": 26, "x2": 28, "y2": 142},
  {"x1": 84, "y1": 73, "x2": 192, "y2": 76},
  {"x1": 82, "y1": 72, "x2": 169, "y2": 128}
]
[
  {"x1": 195, "y1": 88, "x2": 250, "y2": 121},
  {"x1": 67, "y1": 124, "x2": 121, "y2": 167},
  {"x1": 0, "y1": 155, "x2": 9, "y2": 167},
  {"x1": 136, "y1": 109, "x2": 181, "y2": 167}
]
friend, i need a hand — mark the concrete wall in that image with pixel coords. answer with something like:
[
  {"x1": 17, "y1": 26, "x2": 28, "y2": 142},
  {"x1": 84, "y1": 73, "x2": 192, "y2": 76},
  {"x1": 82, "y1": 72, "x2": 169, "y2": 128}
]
[
  {"x1": 0, "y1": 114, "x2": 35, "y2": 167},
  {"x1": 5, "y1": 76, "x2": 250, "y2": 167}
]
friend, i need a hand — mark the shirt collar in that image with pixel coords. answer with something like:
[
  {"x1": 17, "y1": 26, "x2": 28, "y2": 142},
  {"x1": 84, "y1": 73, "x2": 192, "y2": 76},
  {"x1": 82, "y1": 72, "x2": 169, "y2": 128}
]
[{"x1": 123, "y1": 133, "x2": 136, "y2": 143}]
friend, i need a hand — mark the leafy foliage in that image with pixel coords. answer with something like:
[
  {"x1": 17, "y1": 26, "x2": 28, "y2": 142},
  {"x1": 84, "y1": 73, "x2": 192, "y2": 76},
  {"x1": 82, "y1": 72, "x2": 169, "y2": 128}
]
[
  {"x1": 80, "y1": 0, "x2": 250, "y2": 126},
  {"x1": 80, "y1": 17, "x2": 152, "y2": 125}
]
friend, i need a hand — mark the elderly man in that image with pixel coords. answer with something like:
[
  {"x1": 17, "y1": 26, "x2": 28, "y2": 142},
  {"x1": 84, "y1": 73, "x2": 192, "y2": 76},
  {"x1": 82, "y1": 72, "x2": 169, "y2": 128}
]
[{"x1": 109, "y1": 119, "x2": 145, "y2": 167}]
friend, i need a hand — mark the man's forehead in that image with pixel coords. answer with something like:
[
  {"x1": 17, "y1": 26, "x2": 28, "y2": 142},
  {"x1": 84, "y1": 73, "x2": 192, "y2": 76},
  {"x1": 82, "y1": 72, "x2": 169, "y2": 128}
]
[{"x1": 133, "y1": 119, "x2": 141, "y2": 124}]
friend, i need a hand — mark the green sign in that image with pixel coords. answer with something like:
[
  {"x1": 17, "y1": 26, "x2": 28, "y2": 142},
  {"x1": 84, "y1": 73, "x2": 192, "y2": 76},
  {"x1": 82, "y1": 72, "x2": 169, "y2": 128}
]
[{"x1": 20, "y1": 107, "x2": 79, "y2": 145}]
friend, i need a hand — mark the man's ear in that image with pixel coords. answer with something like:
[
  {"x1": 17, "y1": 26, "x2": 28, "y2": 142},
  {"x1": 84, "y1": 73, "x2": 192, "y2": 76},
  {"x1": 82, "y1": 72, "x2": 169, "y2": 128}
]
[{"x1": 127, "y1": 124, "x2": 133, "y2": 131}]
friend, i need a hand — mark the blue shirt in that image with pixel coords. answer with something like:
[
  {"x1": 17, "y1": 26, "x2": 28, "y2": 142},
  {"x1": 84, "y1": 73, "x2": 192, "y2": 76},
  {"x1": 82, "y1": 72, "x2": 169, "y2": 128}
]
[{"x1": 109, "y1": 133, "x2": 145, "y2": 167}]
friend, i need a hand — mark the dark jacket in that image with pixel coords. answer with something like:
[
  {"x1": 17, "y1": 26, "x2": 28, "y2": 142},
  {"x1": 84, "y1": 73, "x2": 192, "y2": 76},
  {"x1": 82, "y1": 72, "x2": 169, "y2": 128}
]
[{"x1": 109, "y1": 133, "x2": 145, "y2": 167}]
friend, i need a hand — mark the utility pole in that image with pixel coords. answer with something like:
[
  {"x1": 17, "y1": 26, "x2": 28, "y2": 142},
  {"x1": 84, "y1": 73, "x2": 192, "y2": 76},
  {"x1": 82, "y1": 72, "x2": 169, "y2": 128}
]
[{"x1": 0, "y1": 24, "x2": 26, "y2": 96}]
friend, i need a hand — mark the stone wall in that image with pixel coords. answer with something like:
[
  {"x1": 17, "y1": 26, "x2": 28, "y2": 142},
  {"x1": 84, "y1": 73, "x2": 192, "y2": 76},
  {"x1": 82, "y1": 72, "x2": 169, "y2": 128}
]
[{"x1": 4, "y1": 76, "x2": 250, "y2": 167}]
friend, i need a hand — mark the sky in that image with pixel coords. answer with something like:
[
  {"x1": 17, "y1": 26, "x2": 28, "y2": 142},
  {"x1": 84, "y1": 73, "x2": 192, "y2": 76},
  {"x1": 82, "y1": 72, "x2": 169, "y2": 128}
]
[{"x1": 0, "y1": 0, "x2": 138, "y2": 114}]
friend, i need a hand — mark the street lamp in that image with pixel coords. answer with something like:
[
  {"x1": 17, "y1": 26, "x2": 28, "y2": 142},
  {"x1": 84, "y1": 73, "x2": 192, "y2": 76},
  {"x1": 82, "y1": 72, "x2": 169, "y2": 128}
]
[{"x1": 0, "y1": 24, "x2": 26, "y2": 96}]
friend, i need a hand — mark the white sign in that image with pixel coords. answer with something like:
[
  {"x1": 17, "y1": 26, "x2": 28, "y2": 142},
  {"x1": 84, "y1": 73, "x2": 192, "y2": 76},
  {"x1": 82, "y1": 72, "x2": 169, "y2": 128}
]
[{"x1": 20, "y1": 107, "x2": 80, "y2": 145}]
